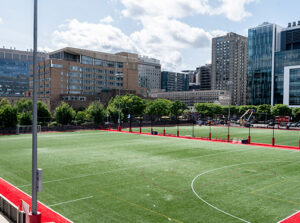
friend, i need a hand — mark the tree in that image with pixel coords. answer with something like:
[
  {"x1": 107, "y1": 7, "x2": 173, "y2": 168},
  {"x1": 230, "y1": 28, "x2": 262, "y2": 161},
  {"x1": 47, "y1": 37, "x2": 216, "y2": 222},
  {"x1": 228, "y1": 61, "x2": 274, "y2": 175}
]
[
  {"x1": 120, "y1": 94, "x2": 146, "y2": 121},
  {"x1": 271, "y1": 104, "x2": 291, "y2": 116},
  {"x1": 86, "y1": 102, "x2": 105, "y2": 124},
  {"x1": 0, "y1": 104, "x2": 18, "y2": 128},
  {"x1": 75, "y1": 111, "x2": 87, "y2": 124},
  {"x1": 38, "y1": 101, "x2": 51, "y2": 125},
  {"x1": 0, "y1": 98, "x2": 11, "y2": 108},
  {"x1": 18, "y1": 112, "x2": 32, "y2": 125},
  {"x1": 107, "y1": 97, "x2": 124, "y2": 123},
  {"x1": 145, "y1": 99, "x2": 172, "y2": 119},
  {"x1": 14, "y1": 99, "x2": 32, "y2": 113},
  {"x1": 170, "y1": 100, "x2": 188, "y2": 118},
  {"x1": 257, "y1": 104, "x2": 271, "y2": 115},
  {"x1": 292, "y1": 107, "x2": 300, "y2": 121},
  {"x1": 54, "y1": 102, "x2": 75, "y2": 125}
]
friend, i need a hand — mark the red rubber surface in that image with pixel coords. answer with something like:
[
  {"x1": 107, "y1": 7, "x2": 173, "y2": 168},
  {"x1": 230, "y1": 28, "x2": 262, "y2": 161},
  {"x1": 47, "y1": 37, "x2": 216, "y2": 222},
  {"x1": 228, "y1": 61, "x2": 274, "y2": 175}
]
[
  {"x1": 279, "y1": 211, "x2": 300, "y2": 223},
  {"x1": 0, "y1": 177, "x2": 72, "y2": 223}
]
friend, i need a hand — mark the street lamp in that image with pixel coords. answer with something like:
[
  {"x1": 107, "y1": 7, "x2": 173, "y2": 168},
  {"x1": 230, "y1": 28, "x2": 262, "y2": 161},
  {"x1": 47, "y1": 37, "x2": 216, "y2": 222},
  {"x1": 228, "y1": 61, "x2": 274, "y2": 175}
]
[{"x1": 116, "y1": 73, "x2": 123, "y2": 131}]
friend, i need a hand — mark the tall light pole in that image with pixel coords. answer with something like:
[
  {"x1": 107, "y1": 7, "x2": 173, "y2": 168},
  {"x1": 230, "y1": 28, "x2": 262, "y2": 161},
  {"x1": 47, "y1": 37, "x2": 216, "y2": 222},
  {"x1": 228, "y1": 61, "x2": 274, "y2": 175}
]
[
  {"x1": 227, "y1": 80, "x2": 232, "y2": 142},
  {"x1": 32, "y1": 0, "x2": 38, "y2": 216},
  {"x1": 116, "y1": 73, "x2": 122, "y2": 131}
]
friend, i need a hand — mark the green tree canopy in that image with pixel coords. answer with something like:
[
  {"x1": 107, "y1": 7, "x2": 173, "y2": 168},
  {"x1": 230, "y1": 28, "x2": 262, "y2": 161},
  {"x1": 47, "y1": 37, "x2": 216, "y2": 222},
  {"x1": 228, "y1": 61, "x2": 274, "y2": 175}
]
[
  {"x1": 0, "y1": 98, "x2": 11, "y2": 108},
  {"x1": 120, "y1": 94, "x2": 146, "y2": 120},
  {"x1": 170, "y1": 100, "x2": 188, "y2": 118},
  {"x1": 271, "y1": 104, "x2": 291, "y2": 116},
  {"x1": 257, "y1": 104, "x2": 272, "y2": 115},
  {"x1": 54, "y1": 102, "x2": 75, "y2": 125},
  {"x1": 18, "y1": 112, "x2": 32, "y2": 125},
  {"x1": 75, "y1": 111, "x2": 87, "y2": 124},
  {"x1": 14, "y1": 99, "x2": 32, "y2": 113},
  {"x1": 145, "y1": 99, "x2": 172, "y2": 119},
  {"x1": 194, "y1": 103, "x2": 221, "y2": 118},
  {"x1": 0, "y1": 104, "x2": 18, "y2": 128},
  {"x1": 38, "y1": 101, "x2": 51, "y2": 125},
  {"x1": 292, "y1": 107, "x2": 300, "y2": 121},
  {"x1": 86, "y1": 102, "x2": 105, "y2": 124}
]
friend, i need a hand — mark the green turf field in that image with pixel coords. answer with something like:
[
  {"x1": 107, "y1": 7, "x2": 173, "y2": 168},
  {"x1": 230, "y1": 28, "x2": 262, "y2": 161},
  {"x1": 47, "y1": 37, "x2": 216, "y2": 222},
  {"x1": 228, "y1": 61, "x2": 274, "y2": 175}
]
[
  {"x1": 128, "y1": 125, "x2": 300, "y2": 147},
  {"x1": 1, "y1": 130, "x2": 300, "y2": 222}
]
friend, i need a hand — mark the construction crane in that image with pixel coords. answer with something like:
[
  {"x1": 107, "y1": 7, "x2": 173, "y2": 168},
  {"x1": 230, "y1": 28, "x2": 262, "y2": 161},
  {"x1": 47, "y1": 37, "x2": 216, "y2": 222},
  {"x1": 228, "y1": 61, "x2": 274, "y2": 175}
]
[{"x1": 240, "y1": 109, "x2": 255, "y2": 126}]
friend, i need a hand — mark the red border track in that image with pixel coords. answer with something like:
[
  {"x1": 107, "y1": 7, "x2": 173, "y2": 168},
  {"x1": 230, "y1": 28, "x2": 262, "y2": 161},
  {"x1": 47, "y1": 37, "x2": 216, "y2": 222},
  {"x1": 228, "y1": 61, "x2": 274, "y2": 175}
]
[
  {"x1": 105, "y1": 129, "x2": 300, "y2": 151},
  {"x1": 0, "y1": 177, "x2": 72, "y2": 223},
  {"x1": 278, "y1": 211, "x2": 300, "y2": 223}
]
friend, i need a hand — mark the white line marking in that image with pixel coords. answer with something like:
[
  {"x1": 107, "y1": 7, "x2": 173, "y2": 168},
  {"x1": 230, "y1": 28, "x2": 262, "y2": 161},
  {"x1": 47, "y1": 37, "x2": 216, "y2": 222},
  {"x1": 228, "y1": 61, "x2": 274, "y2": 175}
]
[
  {"x1": 49, "y1": 196, "x2": 93, "y2": 207},
  {"x1": 17, "y1": 147, "x2": 254, "y2": 188},
  {"x1": 277, "y1": 210, "x2": 300, "y2": 223},
  {"x1": 191, "y1": 160, "x2": 292, "y2": 223}
]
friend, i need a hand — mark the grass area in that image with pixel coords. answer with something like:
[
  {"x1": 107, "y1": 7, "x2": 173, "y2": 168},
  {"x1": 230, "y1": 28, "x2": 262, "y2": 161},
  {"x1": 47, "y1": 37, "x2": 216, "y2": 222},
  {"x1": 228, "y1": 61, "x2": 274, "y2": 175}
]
[
  {"x1": 1, "y1": 130, "x2": 300, "y2": 222},
  {"x1": 128, "y1": 125, "x2": 300, "y2": 147}
]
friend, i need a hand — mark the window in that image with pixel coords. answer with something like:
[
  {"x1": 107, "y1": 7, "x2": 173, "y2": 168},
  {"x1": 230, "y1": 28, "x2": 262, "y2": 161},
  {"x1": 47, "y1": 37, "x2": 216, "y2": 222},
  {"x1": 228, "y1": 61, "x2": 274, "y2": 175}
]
[
  {"x1": 51, "y1": 64, "x2": 63, "y2": 68},
  {"x1": 82, "y1": 56, "x2": 93, "y2": 65}
]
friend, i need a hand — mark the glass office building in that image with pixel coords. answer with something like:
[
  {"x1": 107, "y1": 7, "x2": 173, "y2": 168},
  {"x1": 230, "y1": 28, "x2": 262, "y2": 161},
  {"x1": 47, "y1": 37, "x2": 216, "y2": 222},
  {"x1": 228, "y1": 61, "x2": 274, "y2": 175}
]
[
  {"x1": 247, "y1": 22, "x2": 278, "y2": 105},
  {"x1": 0, "y1": 48, "x2": 48, "y2": 96}
]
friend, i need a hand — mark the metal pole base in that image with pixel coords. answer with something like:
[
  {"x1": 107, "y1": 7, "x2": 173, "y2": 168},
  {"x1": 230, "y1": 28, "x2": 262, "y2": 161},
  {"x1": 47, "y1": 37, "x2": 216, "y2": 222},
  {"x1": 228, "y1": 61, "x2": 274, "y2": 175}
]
[
  {"x1": 272, "y1": 137, "x2": 275, "y2": 146},
  {"x1": 177, "y1": 130, "x2": 179, "y2": 137},
  {"x1": 248, "y1": 136, "x2": 251, "y2": 144},
  {"x1": 118, "y1": 126, "x2": 122, "y2": 131},
  {"x1": 29, "y1": 212, "x2": 41, "y2": 223},
  {"x1": 140, "y1": 127, "x2": 142, "y2": 134},
  {"x1": 163, "y1": 129, "x2": 166, "y2": 136},
  {"x1": 209, "y1": 133, "x2": 212, "y2": 140},
  {"x1": 227, "y1": 134, "x2": 230, "y2": 142}
]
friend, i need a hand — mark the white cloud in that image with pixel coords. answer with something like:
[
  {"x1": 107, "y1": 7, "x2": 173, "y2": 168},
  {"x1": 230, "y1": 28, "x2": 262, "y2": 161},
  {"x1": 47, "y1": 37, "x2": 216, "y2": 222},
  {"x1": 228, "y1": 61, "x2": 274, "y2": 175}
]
[
  {"x1": 52, "y1": 19, "x2": 138, "y2": 53},
  {"x1": 48, "y1": 0, "x2": 255, "y2": 70},
  {"x1": 100, "y1": 16, "x2": 114, "y2": 24},
  {"x1": 0, "y1": 17, "x2": 3, "y2": 24},
  {"x1": 121, "y1": 0, "x2": 256, "y2": 21},
  {"x1": 213, "y1": 0, "x2": 257, "y2": 22}
]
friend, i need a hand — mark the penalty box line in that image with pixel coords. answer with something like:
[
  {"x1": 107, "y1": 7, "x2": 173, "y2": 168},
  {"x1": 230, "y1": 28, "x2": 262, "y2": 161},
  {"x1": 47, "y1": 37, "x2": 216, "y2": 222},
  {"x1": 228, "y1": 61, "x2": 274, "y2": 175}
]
[{"x1": 17, "y1": 147, "x2": 255, "y2": 188}]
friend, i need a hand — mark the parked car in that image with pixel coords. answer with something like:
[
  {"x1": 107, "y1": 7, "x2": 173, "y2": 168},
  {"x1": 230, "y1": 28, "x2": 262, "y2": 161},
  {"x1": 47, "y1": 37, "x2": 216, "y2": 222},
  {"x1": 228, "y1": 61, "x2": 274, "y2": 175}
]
[{"x1": 268, "y1": 121, "x2": 274, "y2": 127}]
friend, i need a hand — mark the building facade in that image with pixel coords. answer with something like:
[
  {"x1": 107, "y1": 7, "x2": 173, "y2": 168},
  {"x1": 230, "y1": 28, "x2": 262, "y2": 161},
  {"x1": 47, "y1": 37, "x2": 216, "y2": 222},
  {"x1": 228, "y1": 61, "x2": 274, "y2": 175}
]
[
  {"x1": 196, "y1": 64, "x2": 211, "y2": 90},
  {"x1": 211, "y1": 32, "x2": 248, "y2": 105},
  {"x1": 247, "y1": 21, "x2": 300, "y2": 107},
  {"x1": 161, "y1": 71, "x2": 189, "y2": 92},
  {"x1": 29, "y1": 47, "x2": 161, "y2": 110},
  {"x1": 0, "y1": 48, "x2": 48, "y2": 97},
  {"x1": 138, "y1": 56, "x2": 161, "y2": 95},
  {"x1": 149, "y1": 90, "x2": 230, "y2": 107}
]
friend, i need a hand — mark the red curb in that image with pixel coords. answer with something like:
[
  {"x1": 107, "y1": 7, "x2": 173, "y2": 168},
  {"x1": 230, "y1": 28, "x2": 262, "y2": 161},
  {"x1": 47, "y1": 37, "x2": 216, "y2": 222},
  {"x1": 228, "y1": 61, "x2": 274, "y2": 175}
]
[
  {"x1": 0, "y1": 177, "x2": 72, "y2": 223},
  {"x1": 278, "y1": 211, "x2": 300, "y2": 223},
  {"x1": 104, "y1": 129, "x2": 300, "y2": 151}
]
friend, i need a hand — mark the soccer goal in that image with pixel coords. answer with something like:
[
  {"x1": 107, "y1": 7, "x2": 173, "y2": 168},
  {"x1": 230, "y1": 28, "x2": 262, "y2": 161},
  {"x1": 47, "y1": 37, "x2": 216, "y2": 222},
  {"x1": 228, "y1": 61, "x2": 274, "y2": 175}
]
[{"x1": 16, "y1": 125, "x2": 41, "y2": 134}]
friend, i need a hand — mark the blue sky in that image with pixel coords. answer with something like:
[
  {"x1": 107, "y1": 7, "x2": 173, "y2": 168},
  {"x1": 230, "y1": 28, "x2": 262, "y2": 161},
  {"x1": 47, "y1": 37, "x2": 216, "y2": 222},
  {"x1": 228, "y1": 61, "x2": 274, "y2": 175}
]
[{"x1": 0, "y1": 0, "x2": 299, "y2": 71}]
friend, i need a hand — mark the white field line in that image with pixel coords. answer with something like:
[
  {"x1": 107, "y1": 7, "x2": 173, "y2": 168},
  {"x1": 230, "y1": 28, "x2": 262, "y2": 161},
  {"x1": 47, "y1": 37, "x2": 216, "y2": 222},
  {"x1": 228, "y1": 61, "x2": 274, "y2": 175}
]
[
  {"x1": 277, "y1": 210, "x2": 300, "y2": 223},
  {"x1": 48, "y1": 196, "x2": 93, "y2": 207},
  {"x1": 0, "y1": 177, "x2": 74, "y2": 223},
  {"x1": 191, "y1": 160, "x2": 292, "y2": 223},
  {"x1": 17, "y1": 147, "x2": 255, "y2": 188}
]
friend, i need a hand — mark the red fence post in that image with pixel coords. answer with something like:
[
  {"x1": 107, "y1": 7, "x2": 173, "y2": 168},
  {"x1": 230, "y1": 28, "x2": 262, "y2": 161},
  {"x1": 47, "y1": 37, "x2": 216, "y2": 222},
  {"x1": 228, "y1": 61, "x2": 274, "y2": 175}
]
[
  {"x1": 272, "y1": 137, "x2": 275, "y2": 146},
  {"x1": 177, "y1": 130, "x2": 179, "y2": 137},
  {"x1": 163, "y1": 129, "x2": 166, "y2": 136},
  {"x1": 140, "y1": 126, "x2": 142, "y2": 134},
  {"x1": 209, "y1": 132, "x2": 212, "y2": 140},
  {"x1": 227, "y1": 134, "x2": 230, "y2": 142},
  {"x1": 248, "y1": 136, "x2": 251, "y2": 144}
]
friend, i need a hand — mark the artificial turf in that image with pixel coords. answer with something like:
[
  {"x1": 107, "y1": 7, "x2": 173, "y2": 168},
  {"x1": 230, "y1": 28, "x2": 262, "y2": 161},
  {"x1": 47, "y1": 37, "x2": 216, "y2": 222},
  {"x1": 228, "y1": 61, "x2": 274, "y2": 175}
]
[
  {"x1": 1, "y1": 130, "x2": 300, "y2": 223},
  {"x1": 128, "y1": 125, "x2": 300, "y2": 147}
]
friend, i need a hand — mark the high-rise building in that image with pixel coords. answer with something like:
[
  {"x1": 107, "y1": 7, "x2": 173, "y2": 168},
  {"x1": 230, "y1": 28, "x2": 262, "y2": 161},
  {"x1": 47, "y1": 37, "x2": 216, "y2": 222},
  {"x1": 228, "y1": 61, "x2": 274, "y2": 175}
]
[
  {"x1": 247, "y1": 21, "x2": 300, "y2": 106},
  {"x1": 196, "y1": 64, "x2": 211, "y2": 90},
  {"x1": 247, "y1": 22, "x2": 283, "y2": 105},
  {"x1": 161, "y1": 71, "x2": 189, "y2": 92},
  {"x1": 211, "y1": 32, "x2": 248, "y2": 105},
  {"x1": 29, "y1": 47, "x2": 160, "y2": 110},
  {"x1": 0, "y1": 47, "x2": 48, "y2": 96},
  {"x1": 138, "y1": 56, "x2": 161, "y2": 95}
]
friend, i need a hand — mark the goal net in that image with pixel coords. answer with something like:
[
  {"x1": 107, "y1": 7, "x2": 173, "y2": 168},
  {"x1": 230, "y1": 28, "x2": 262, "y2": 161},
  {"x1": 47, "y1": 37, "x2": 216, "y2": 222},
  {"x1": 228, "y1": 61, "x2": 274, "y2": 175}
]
[{"x1": 16, "y1": 125, "x2": 42, "y2": 134}]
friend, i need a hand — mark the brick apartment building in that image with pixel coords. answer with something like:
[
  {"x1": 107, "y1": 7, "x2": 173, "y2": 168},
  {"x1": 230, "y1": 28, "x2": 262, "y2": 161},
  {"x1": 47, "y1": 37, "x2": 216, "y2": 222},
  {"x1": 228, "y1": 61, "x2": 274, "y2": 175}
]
[{"x1": 29, "y1": 47, "x2": 160, "y2": 110}]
